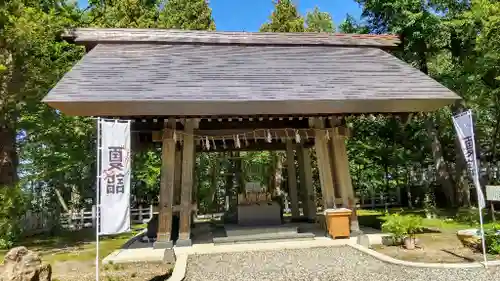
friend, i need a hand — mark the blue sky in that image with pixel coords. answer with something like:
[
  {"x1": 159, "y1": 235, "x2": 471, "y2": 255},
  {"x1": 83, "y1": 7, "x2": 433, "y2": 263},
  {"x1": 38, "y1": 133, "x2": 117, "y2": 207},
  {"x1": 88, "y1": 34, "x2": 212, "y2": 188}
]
[{"x1": 77, "y1": 0, "x2": 362, "y2": 32}]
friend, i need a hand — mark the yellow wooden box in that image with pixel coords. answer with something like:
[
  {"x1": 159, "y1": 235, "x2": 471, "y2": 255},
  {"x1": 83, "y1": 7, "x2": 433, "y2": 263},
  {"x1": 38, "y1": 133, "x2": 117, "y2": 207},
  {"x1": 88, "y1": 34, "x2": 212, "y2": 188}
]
[{"x1": 324, "y1": 208, "x2": 352, "y2": 239}]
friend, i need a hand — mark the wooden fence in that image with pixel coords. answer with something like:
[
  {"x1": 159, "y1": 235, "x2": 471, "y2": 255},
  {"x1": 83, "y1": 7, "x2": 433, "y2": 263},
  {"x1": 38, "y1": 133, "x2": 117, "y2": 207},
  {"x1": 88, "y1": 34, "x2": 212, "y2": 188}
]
[
  {"x1": 21, "y1": 205, "x2": 155, "y2": 234},
  {"x1": 20, "y1": 211, "x2": 54, "y2": 236},
  {"x1": 356, "y1": 190, "x2": 401, "y2": 208},
  {"x1": 21, "y1": 191, "x2": 401, "y2": 234}
]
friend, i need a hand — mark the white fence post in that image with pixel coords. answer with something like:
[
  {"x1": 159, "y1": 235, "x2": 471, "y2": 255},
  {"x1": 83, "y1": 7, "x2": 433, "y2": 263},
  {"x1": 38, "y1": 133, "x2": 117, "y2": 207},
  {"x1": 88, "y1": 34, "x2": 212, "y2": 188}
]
[
  {"x1": 138, "y1": 205, "x2": 143, "y2": 222},
  {"x1": 92, "y1": 205, "x2": 97, "y2": 228},
  {"x1": 149, "y1": 205, "x2": 153, "y2": 220},
  {"x1": 80, "y1": 209, "x2": 85, "y2": 228},
  {"x1": 67, "y1": 210, "x2": 72, "y2": 228}
]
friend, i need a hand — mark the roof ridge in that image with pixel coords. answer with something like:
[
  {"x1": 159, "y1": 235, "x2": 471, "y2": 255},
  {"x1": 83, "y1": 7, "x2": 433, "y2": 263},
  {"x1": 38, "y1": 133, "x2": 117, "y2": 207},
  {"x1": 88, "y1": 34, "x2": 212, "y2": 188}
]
[{"x1": 63, "y1": 28, "x2": 400, "y2": 48}]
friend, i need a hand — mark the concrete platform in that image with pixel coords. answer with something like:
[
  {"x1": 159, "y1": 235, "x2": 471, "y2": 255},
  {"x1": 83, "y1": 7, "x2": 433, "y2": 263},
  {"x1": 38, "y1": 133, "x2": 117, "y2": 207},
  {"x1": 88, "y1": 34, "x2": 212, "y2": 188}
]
[
  {"x1": 102, "y1": 223, "x2": 387, "y2": 264},
  {"x1": 102, "y1": 230, "x2": 389, "y2": 264}
]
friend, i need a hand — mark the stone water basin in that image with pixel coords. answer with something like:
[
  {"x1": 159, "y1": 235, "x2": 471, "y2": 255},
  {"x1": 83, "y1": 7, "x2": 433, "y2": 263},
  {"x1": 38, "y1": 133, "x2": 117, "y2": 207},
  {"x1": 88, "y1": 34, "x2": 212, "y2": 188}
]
[{"x1": 457, "y1": 228, "x2": 500, "y2": 251}]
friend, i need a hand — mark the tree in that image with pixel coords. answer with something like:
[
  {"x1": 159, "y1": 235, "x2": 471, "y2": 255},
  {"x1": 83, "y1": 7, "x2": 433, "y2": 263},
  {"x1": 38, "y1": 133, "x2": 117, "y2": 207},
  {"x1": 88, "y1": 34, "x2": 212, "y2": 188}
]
[
  {"x1": 354, "y1": 0, "x2": 462, "y2": 207},
  {"x1": 1, "y1": 0, "x2": 82, "y2": 187},
  {"x1": 305, "y1": 7, "x2": 334, "y2": 32},
  {"x1": 159, "y1": 0, "x2": 216, "y2": 30},
  {"x1": 260, "y1": 0, "x2": 304, "y2": 32},
  {"x1": 0, "y1": 0, "x2": 84, "y2": 247},
  {"x1": 85, "y1": 0, "x2": 160, "y2": 28},
  {"x1": 338, "y1": 14, "x2": 369, "y2": 34}
]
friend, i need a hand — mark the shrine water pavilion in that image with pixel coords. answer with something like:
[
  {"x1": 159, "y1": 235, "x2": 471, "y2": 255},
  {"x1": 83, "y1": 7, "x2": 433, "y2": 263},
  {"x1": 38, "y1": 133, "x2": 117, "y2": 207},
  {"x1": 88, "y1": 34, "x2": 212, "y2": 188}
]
[{"x1": 42, "y1": 28, "x2": 460, "y2": 248}]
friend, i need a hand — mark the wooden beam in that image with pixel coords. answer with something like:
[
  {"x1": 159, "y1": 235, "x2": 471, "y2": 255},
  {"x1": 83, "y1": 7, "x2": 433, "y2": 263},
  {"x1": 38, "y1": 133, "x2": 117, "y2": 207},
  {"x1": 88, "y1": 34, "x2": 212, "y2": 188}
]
[
  {"x1": 178, "y1": 119, "x2": 197, "y2": 246},
  {"x1": 297, "y1": 145, "x2": 316, "y2": 221},
  {"x1": 329, "y1": 135, "x2": 348, "y2": 208},
  {"x1": 328, "y1": 138, "x2": 341, "y2": 200},
  {"x1": 174, "y1": 148, "x2": 182, "y2": 205},
  {"x1": 330, "y1": 122, "x2": 360, "y2": 232},
  {"x1": 286, "y1": 140, "x2": 300, "y2": 219},
  {"x1": 312, "y1": 118, "x2": 336, "y2": 209},
  {"x1": 191, "y1": 142, "x2": 197, "y2": 229},
  {"x1": 329, "y1": 124, "x2": 353, "y2": 208},
  {"x1": 153, "y1": 204, "x2": 198, "y2": 213},
  {"x1": 154, "y1": 128, "x2": 316, "y2": 141},
  {"x1": 199, "y1": 118, "x2": 310, "y2": 130},
  {"x1": 155, "y1": 118, "x2": 176, "y2": 249},
  {"x1": 195, "y1": 139, "x2": 315, "y2": 152}
]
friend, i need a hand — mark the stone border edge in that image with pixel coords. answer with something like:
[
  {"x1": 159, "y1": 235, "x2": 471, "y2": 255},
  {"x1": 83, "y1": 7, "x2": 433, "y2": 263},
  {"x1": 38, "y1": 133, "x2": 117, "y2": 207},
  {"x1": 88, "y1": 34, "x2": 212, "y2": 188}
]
[
  {"x1": 121, "y1": 229, "x2": 148, "y2": 249},
  {"x1": 349, "y1": 243, "x2": 500, "y2": 269},
  {"x1": 167, "y1": 253, "x2": 188, "y2": 281}
]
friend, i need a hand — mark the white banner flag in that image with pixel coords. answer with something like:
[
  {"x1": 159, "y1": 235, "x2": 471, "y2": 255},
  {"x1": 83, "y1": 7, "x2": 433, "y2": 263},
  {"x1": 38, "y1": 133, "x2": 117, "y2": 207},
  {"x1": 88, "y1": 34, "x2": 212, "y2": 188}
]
[
  {"x1": 99, "y1": 120, "x2": 131, "y2": 235},
  {"x1": 452, "y1": 110, "x2": 486, "y2": 209}
]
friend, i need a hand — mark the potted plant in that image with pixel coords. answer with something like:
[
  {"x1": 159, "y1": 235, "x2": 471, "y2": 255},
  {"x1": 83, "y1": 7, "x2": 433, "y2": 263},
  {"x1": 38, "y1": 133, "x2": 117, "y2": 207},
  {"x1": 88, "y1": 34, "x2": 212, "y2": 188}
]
[
  {"x1": 382, "y1": 213, "x2": 423, "y2": 249},
  {"x1": 403, "y1": 215, "x2": 424, "y2": 249}
]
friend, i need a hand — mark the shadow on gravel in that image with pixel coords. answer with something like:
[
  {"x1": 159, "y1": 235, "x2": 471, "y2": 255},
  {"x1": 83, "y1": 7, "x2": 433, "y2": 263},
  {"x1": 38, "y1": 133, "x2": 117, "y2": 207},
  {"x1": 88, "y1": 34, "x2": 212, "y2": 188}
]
[
  {"x1": 441, "y1": 249, "x2": 476, "y2": 262},
  {"x1": 148, "y1": 272, "x2": 172, "y2": 281}
]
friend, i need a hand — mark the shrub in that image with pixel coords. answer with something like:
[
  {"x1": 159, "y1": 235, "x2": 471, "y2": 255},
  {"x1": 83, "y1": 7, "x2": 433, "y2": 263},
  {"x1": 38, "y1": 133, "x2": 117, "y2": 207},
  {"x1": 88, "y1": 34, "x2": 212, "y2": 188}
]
[
  {"x1": 454, "y1": 208, "x2": 487, "y2": 226},
  {"x1": 381, "y1": 213, "x2": 424, "y2": 243},
  {"x1": 0, "y1": 186, "x2": 28, "y2": 249},
  {"x1": 358, "y1": 214, "x2": 385, "y2": 230},
  {"x1": 485, "y1": 224, "x2": 500, "y2": 255}
]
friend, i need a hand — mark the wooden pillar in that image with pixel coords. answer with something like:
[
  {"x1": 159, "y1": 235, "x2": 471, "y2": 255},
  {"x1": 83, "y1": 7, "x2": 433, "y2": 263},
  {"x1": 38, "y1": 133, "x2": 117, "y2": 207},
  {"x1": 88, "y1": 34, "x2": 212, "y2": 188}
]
[
  {"x1": 297, "y1": 145, "x2": 316, "y2": 221},
  {"x1": 192, "y1": 150, "x2": 198, "y2": 207},
  {"x1": 329, "y1": 134, "x2": 349, "y2": 208},
  {"x1": 191, "y1": 147, "x2": 197, "y2": 229},
  {"x1": 328, "y1": 139, "x2": 341, "y2": 200},
  {"x1": 330, "y1": 127, "x2": 353, "y2": 203},
  {"x1": 174, "y1": 148, "x2": 182, "y2": 206},
  {"x1": 178, "y1": 119, "x2": 197, "y2": 246},
  {"x1": 155, "y1": 118, "x2": 176, "y2": 249},
  {"x1": 330, "y1": 125, "x2": 360, "y2": 232},
  {"x1": 312, "y1": 118, "x2": 335, "y2": 209},
  {"x1": 286, "y1": 140, "x2": 300, "y2": 220}
]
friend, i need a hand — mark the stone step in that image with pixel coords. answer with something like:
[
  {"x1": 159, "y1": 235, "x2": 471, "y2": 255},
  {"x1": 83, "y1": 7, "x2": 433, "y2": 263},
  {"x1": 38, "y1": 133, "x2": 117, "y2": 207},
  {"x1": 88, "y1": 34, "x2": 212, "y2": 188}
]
[
  {"x1": 213, "y1": 232, "x2": 315, "y2": 245},
  {"x1": 225, "y1": 226, "x2": 298, "y2": 237}
]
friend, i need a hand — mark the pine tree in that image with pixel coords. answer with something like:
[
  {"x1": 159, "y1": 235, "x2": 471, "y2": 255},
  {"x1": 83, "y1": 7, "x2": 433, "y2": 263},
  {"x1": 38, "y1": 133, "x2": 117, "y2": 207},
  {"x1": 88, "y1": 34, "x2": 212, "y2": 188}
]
[
  {"x1": 305, "y1": 7, "x2": 334, "y2": 33},
  {"x1": 159, "y1": 0, "x2": 216, "y2": 30},
  {"x1": 338, "y1": 14, "x2": 369, "y2": 34},
  {"x1": 260, "y1": 0, "x2": 304, "y2": 32}
]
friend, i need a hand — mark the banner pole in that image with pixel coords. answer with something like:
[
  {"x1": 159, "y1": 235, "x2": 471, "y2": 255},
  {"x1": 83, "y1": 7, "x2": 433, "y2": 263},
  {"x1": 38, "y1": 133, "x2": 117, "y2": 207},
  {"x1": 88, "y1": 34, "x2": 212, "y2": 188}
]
[
  {"x1": 478, "y1": 208, "x2": 488, "y2": 268},
  {"x1": 469, "y1": 110, "x2": 488, "y2": 269},
  {"x1": 453, "y1": 110, "x2": 488, "y2": 268},
  {"x1": 96, "y1": 117, "x2": 101, "y2": 281}
]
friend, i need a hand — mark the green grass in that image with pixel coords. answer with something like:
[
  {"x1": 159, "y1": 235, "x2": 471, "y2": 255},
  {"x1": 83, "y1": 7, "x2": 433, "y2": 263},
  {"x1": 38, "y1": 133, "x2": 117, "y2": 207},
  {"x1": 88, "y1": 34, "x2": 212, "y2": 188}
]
[
  {"x1": 357, "y1": 207, "x2": 498, "y2": 233},
  {"x1": 0, "y1": 224, "x2": 145, "y2": 263}
]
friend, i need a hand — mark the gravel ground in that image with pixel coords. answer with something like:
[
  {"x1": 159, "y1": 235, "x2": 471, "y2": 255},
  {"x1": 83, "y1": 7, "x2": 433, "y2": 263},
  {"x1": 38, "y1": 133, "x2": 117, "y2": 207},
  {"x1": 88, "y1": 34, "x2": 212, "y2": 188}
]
[{"x1": 184, "y1": 246, "x2": 500, "y2": 281}]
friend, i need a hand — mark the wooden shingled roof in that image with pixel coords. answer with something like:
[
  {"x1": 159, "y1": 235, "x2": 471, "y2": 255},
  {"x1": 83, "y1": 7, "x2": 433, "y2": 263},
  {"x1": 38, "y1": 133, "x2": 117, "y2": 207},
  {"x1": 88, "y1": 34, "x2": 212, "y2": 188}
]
[{"x1": 43, "y1": 28, "x2": 460, "y2": 117}]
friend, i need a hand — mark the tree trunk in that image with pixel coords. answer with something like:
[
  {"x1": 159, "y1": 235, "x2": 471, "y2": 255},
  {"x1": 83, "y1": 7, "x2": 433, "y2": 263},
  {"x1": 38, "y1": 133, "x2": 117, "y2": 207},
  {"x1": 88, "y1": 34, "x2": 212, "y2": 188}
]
[
  {"x1": 0, "y1": 126, "x2": 17, "y2": 186},
  {"x1": 454, "y1": 136, "x2": 471, "y2": 207},
  {"x1": 425, "y1": 118, "x2": 455, "y2": 207},
  {"x1": 0, "y1": 54, "x2": 21, "y2": 188}
]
